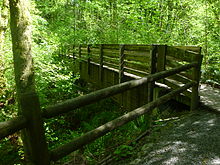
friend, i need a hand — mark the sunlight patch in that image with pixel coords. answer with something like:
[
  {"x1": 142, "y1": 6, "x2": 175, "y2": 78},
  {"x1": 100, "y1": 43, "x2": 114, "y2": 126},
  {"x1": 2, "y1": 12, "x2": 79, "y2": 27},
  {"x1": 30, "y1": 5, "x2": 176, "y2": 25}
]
[
  {"x1": 164, "y1": 156, "x2": 179, "y2": 165},
  {"x1": 211, "y1": 157, "x2": 220, "y2": 164}
]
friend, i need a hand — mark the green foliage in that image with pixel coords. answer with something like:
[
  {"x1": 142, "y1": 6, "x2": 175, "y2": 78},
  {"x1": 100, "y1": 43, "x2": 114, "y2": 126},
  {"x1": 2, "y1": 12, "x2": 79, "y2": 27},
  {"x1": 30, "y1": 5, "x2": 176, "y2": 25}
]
[
  {"x1": 114, "y1": 145, "x2": 134, "y2": 159},
  {"x1": 32, "y1": 0, "x2": 219, "y2": 81},
  {"x1": 0, "y1": 138, "x2": 24, "y2": 164},
  {"x1": 1, "y1": 0, "x2": 220, "y2": 164}
]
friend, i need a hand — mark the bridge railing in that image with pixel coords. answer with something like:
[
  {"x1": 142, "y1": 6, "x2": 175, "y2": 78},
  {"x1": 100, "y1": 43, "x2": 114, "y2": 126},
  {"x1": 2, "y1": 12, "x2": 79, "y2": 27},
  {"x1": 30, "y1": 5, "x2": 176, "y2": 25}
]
[
  {"x1": 75, "y1": 44, "x2": 202, "y2": 109},
  {"x1": 0, "y1": 44, "x2": 202, "y2": 164},
  {"x1": 0, "y1": 62, "x2": 197, "y2": 163}
]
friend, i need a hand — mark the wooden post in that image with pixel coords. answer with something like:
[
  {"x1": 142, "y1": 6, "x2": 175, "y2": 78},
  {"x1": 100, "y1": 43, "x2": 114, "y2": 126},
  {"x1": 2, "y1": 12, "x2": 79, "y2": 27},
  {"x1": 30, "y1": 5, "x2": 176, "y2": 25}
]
[
  {"x1": 99, "y1": 44, "x2": 104, "y2": 86},
  {"x1": 145, "y1": 45, "x2": 157, "y2": 127},
  {"x1": 87, "y1": 45, "x2": 91, "y2": 75},
  {"x1": 157, "y1": 45, "x2": 167, "y2": 83},
  {"x1": 191, "y1": 49, "x2": 202, "y2": 111},
  {"x1": 119, "y1": 44, "x2": 125, "y2": 84},
  {"x1": 147, "y1": 45, "x2": 157, "y2": 103},
  {"x1": 9, "y1": 0, "x2": 49, "y2": 164}
]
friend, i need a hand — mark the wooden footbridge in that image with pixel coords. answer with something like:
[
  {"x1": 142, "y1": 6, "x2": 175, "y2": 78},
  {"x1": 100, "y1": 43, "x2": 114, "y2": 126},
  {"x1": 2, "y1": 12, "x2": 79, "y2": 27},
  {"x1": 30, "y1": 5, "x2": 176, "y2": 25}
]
[
  {"x1": 0, "y1": 44, "x2": 203, "y2": 164},
  {"x1": 76, "y1": 44, "x2": 202, "y2": 110}
]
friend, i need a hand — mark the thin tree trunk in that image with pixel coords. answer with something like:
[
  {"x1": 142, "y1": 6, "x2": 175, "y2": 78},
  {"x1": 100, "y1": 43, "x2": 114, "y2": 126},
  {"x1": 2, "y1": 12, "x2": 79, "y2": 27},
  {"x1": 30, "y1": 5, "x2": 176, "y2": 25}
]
[
  {"x1": 0, "y1": 0, "x2": 9, "y2": 92},
  {"x1": 9, "y1": 0, "x2": 49, "y2": 164},
  {"x1": 0, "y1": 0, "x2": 8, "y2": 51}
]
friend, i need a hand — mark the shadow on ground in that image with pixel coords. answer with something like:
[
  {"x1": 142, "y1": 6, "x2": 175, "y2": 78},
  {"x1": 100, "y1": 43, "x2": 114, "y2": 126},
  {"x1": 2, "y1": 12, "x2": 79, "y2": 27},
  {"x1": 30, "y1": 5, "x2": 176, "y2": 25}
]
[
  {"x1": 114, "y1": 108, "x2": 220, "y2": 165},
  {"x1": 200, "y1": 84, "x2": 220, "y2": 111}
]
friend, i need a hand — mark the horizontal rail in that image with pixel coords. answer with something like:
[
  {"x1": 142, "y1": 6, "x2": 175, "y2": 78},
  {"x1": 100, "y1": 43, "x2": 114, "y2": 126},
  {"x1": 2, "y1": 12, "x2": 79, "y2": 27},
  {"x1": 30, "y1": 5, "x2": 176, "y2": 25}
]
[
  {"x1": 50, "y1": 81, "x2": 195, "y2": 161},
  {"x1": 0, "y1": 116, "x2": 27, "y2": 139},
  {"x1": 42, "y1": 62, "x2": 197, "y2": 118}
]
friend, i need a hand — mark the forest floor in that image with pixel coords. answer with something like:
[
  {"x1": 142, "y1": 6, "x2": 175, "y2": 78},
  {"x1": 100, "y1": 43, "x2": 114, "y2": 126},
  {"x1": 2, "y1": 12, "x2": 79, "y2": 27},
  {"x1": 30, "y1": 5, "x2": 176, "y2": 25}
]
[{"x1": 106, "y1": 84, "x2": 220, "y2": 165}]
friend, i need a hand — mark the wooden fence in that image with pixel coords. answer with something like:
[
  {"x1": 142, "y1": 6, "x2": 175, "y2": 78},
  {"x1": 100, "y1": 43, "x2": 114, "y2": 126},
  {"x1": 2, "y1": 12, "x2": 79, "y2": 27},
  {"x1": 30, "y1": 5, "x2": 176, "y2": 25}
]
[
  {"x1": 75, "y1": 44, "x2": 202, "y2": 110},
  {"x1": 0, "y1": 44, "x2": 202, "y2": 164}
]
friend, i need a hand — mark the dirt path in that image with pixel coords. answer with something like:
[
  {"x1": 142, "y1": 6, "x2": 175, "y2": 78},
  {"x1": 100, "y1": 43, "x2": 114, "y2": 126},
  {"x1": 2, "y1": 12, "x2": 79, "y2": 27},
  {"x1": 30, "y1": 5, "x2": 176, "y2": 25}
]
[
  {"x1": 109, "y1": 109, "x2": 220, "y2": 165},
  {"x1": 109, "y1": 84, "x2": 220, "y2": 165},
  {"x1": 200, "y1": 84, "x2": 220, "y2": 111}
]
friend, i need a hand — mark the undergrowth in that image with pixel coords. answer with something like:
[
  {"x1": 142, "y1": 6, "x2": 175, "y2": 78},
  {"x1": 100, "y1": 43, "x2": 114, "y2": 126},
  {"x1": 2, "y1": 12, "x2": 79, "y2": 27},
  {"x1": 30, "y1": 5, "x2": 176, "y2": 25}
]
[{"x1": 0, "y1": 52, "x2": 148, "y2": 164}]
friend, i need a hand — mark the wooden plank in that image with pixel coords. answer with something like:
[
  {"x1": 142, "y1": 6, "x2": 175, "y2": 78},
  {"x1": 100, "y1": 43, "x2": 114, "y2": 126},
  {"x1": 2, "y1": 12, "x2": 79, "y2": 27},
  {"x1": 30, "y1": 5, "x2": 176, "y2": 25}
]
[
  {"x1": 103, "y1": 51, "x2": 119, "y2": 58},
  {"x1": 91, "y1": 64, "x2": 99, "y2": 85},
  {"x1": 174, "y1": 46, "x2": 201, "y2": 54},
  {"x1": 90, "y1": 53, "x2": 99, "y2": 58},
  {"x1": 124, "y1": 50, "x2": 151, "y2": 56},
  {"x1": 124, "y1": 52, "x2": 151, "y2": 62},
  {"x1": 125, "y1": 60, "x2": 150, "y2": 72},
  {"x1": 175, "y1": 94, "x2": 191, "y2": 106},
  {"x1": 103, "y1": 56, "x2": 118, "y2": 64},
  {"x1": 81, "y1": 51, "x2": 88, "y2": 57},
  {"x1": 124, "y1": 45, "x2": 152, "y2": 51},
  {"x1": 87, "y1": 45, "x2": 91, "y2": 75},
  {"x1": 166, "y1": 58, "x2": 184, "y2": 68},
  {"x1": 80, "y1": 56, "x2": 88, "y2": 61},
  {"x1": 179, "y1": 70, "x2": 193, "y2": 80},
  {"x1": 166, "y1": 66, "x2": 193, "y2": 80},
  {"x1": 124, "y1": 67, "x2": 149, "y2": 77},
  {"x1": 167, "y1": 74, "x2": 191, "y2": 84},
  {"x1": 90, "y1": 48, "x2": 100, "y2": 54},
  {"x1": 99, "y1": 44, "x2": 104, "y2": 84},
  {"x1": 103, "y1": 49, "x2": 119, "y2": 54},
  {"x1": 81, "y1": 47, "x2": 88, "y2": 51},
  {"x1": 164, "y1": 79, "x2": 191, "y2": 98},
  {"x1": 119, "y1": 45, "x2": 125, "y2": 83},
  {"x1": 166, "y1": 46, "x2": 197, "y2": 62},
  {"x1": 90, "y1": 56, "x2": 99, "y2": 63},
  {"x1": 103, "y1": 61, "x2": 118, "y2": 69}
]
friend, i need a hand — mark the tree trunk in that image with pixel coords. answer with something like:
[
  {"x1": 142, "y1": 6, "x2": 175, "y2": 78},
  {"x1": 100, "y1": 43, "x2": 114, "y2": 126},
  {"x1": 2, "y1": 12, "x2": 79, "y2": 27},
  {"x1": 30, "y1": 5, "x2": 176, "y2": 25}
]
[
  {"x1": 0, "y1": 0, "x2": 9, "y2": 93},
  {"x1": 0, "y1": 0, "x2": 8, "y2": 51},
  {"x1": 9, "y1": 0, "x2": 49, "y2": 164}
]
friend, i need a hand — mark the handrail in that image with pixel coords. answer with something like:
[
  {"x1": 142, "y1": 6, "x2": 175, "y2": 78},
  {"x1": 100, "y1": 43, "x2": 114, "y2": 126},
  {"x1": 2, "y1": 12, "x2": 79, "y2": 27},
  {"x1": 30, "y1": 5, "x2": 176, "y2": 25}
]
[
  {"x1": 42, "y1": 62, "x2": 197, "y2": 118},
  {"x1": 0, "y1": 116, "x2": 27, "y2": 139},
  {"x1": 0, "y1": 62, "x2": 197, "y2": 140},
  {"x1": 50, "y1": 81, "x2": 195, "y2": 161}
]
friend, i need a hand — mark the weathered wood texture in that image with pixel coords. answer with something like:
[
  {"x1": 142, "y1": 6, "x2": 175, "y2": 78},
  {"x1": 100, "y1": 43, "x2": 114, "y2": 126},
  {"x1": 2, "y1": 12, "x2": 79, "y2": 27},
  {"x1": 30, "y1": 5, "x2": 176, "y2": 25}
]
[
  {"x1": 1, "y1": 44, "x2": 202, "y2": 164},
  {"x1": 75, "y1": 44, "x2": 202, "y2": 108},
  {"x1": 50, "y1": 81, "x2": 194, "y2": 161},
  {"x1": 0, "y1": 116, "x2": 27, "y2": 139},
  {"x1": 43, "y1": 62, "x2": 196, "y2": 118}
]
